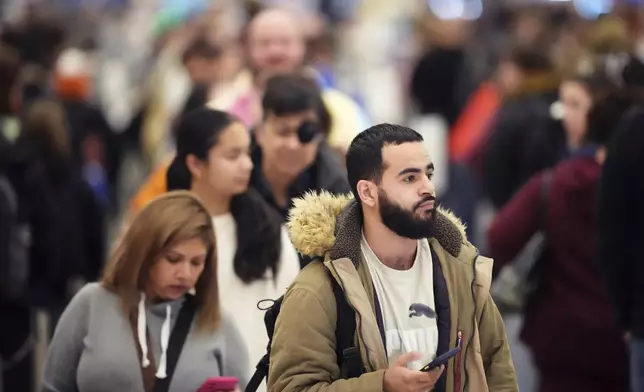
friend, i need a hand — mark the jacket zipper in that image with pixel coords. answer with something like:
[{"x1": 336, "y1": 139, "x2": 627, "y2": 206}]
[{"x1": 454, "y1": 330, "x2": 463, "y2": 392}]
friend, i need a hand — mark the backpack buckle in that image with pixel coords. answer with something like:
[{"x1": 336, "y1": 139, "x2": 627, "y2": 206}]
[{"x1": 341, "y1": 347, "x2": 363, "y2": 379}]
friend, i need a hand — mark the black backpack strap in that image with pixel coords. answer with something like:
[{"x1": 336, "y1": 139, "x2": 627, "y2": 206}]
[
  {"x1": 246, "y1": 353, "x2": 269, "y2": 392},
  {"x1": 245, "y1": 296, "x2": 283, "y2": 392},
  {"x1": 245, "y1": 266, "x2": 363, "y2": 392},
  {"x1": 327, "y1": 268, "x2": 363, "y2": 379},
  {"x1": 152, "y1": 295, "x2": 197, "y2": 392}
]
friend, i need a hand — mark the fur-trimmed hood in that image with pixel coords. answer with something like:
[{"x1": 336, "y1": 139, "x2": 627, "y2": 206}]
[{"x1": 286, "y1": 191, "x2": 470, "y2": 262}]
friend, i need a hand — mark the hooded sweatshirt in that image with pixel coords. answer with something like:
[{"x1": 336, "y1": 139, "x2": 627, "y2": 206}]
[{"x1": 41, "y1": 283, "x2": 249, "y2": 392}]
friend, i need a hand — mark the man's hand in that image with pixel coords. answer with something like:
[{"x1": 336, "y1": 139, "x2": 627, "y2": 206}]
[{"x1": 384, "y1": 352, "x2": 444, "y2": 392}]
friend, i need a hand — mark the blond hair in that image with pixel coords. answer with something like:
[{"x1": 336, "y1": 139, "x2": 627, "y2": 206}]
[{"x1": 102, "y1": 191, "x2": 220, "y2": 332}]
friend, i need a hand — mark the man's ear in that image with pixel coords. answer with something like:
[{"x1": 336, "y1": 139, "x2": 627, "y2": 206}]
[
  {"x1": 185, "y1": 154, "x2": 203, "y2": 181},
  {"x1": 356, "y1": 180, "x2": 377, "y2": 208}
]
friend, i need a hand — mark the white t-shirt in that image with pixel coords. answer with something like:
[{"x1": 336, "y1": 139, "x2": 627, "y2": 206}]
[
  {"x1": 214, "y1": 214, "x2": 301, "y2": 391},
  {"x1": 361, "y1": 234, "x2": 439, "y2": 371}
]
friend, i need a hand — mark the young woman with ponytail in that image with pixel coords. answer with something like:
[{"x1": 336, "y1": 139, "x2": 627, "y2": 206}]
[{"x1": 166, "y1": 108, "x2": 300, "y2": 390}]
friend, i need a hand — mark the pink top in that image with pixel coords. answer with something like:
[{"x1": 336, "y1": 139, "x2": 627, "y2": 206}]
[{"x1": 228, "y1": 90, "x2": 259, "y2": 127}]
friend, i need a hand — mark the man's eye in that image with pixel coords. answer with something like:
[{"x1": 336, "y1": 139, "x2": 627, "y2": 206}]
[
  {"x1": 427, "y1": 172, "x2": 434, "y2": 180},
  {"x1": 404, "y1": 175, "x2": 415, "y2": 183}
]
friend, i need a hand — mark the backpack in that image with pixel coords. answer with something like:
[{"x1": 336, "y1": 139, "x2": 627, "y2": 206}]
[
  {"x1": 0, "y1": 174, "x2": 32, "y2": 301},
  {"x1": 245, "y1": 268, "x2": 363, "y2": 392}
]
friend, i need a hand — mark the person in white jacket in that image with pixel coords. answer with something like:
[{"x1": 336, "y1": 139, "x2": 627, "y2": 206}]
[{"x1": 165, "y1": 108, "x2": 300, "y2": 391}]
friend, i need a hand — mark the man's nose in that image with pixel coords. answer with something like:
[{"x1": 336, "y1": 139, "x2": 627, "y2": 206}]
[
  {"x1": 284, "y1": 133, "x2": 302, "y2": 149},
  {"x1": 267, "y1": 43, "x2": 286, "y2": 56},
  {"x1": 419, "y1": 175, "x2": 435, "y2": 196}
]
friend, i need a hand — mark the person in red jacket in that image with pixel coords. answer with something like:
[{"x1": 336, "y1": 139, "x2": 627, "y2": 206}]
[{"x1": 487, "y1": 89, "x2": 634, "y2": 392}]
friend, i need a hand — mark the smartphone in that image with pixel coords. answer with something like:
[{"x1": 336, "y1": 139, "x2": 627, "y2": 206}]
[
  {"x1": 198, "y1": 376, "x2": 239, "y2": 392},
  {"x1": 420, "y1": 347, "x2": 461, "y2": 372}
]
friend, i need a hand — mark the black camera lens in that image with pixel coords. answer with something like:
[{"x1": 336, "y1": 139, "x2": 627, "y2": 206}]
[{"x1": 297, "y1": 121, "x2": 321, "y2": 144}]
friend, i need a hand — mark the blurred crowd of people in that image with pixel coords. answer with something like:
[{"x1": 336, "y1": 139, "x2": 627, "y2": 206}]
[{"x1": 1, "y1": 1, "x2": 644, "y2": 392}]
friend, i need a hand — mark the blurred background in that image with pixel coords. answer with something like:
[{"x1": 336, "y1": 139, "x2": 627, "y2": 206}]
[{"x1": 2, "y1": 0, "x2": 644, "y2": 391}]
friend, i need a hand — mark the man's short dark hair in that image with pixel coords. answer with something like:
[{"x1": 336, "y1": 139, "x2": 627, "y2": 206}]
[
  {"x1": 262, "y1": 73, "x2": 330, "y2": 134},
  {"x1": 346, "y1": 124, "x2": 424, "y2": 199},
  {"x1": 182, "y1": 37, "x2": 221, "y2": 64}
]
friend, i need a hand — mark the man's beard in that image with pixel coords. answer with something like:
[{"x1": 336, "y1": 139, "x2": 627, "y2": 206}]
[{"x1": 378, "y1": 189, "x2": 438, "y2": 240}]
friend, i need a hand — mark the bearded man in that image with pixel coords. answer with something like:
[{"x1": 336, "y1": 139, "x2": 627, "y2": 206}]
[{"x1": 268, "y1": 123, "x2": 517, "y2": 392}]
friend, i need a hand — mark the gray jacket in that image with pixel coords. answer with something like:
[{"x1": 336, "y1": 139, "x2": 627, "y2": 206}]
[{"x1": 41, "y1": 283, "x2": 249, "y2": 392}]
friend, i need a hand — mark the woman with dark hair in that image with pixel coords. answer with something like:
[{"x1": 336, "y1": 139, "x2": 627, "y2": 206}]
[
  {"x1": 556, "y1": 72, "x2": 615, "y2": 152},
  {"x1": 166, "y1": 107, "x2": 300, "y2": 388},
  {"x1": 487, "y1": 88, "x2": 634, "y2": 392}
]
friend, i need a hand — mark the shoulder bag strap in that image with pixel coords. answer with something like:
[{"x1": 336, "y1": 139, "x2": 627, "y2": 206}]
[
  {"x1": 152, "y1": 296, "x2": 198, "y2": 392},
  {"x1": 539, "y1": 170, "x2": 553, "y2": 229},
  {"x1": 505, "y1": 169, "x2": 554, "y2": 279}
]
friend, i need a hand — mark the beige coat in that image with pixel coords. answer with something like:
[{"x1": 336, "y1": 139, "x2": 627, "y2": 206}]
[{"x1": 268, "y1": 192, "x2": 518, "y2": 392}]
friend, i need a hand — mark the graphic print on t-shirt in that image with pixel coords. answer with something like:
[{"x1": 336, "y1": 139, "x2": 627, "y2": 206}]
[
  {"x1": 361, "y1": 235, "x2": 439, "y2": 370},
  {"x1": 409, "y1": 303, "x2": 437, "y2": 319}
]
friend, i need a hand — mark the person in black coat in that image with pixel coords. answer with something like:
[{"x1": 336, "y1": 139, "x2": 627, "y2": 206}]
[
  {"x1": 483, "y1": 46, "x2": 566, "y2": 210},
  {"x1": 12, "y1": 100, "x2": 106, "y2": 319},
  {"x1": 0, "y1": 44, "x2": 57, "y2": 392},
  {"x1": 30, "y1": 99, "x2": 105, "y2": 283},
  {"x1": 597, "y1": 54, "x2": 644, "y2": 392}
]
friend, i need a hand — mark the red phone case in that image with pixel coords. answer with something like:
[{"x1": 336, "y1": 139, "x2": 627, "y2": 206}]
[{"x1": 198, "y1": 376, "x2": 239, "y2": 391}]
